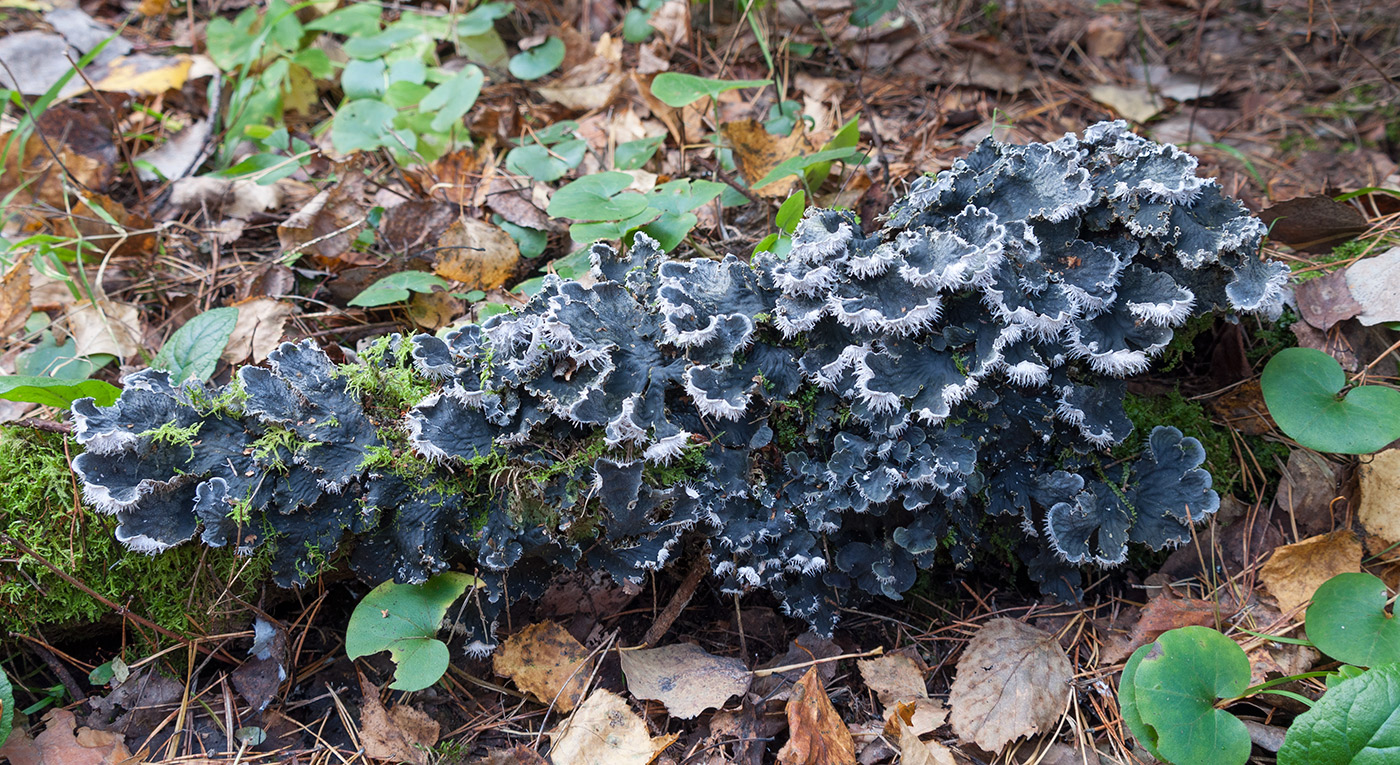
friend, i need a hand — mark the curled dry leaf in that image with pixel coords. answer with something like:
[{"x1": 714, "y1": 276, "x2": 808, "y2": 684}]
[
  {"x1": 885, "y1": 702, "x2": 957, "y2": 765},
  {"x1": 357, "y1": 671, "x2": 439, "y2": 765},
  {"x1": 1260, "y1": 530, "x2": 1363, "y2": 614},
  {"x1": 948, "y1": 619, "x2": 1071, "y2": 754},
  {"x1": 1359, "y1": 448, "x2": 1400, "y2": 545},
  {"x1": 776, "y1": 667, "x2": 857, "y2": 765},
  {"x1": 0, "y1": 107, "x2": 116, "y2": 208},
  {"x1": 493, "y1": 621, "x2": 593, "y2": 712},
  {"x1": 1103, "y1": 596, "x2": 1218, "y2": 665},
  {"x1": 220, "y1": 297, "x2": 294, "y2": 364},
  {"x1": 0, "y1": 708, "x2": 133, "y2": 765},
  {"x1": 546, "y1": 688, "x2": 678, "y2": 765},
  {"x1": 433, "y1": 218, "x2": 520, "y2": 291},
  {"x1": 65, "y1": 299, "x2": 143, "y2": 359},
  {"x1": 619, "y1": 642, "x2": 751, "y2": 719}
]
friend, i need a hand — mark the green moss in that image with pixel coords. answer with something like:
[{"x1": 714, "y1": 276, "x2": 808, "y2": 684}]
[
  {"x1": 0, "y1": 427, "x2": 269, "y2": 644},
  {"x1": 336, "y1": 336, "x2": 435, "y2": 421},
  {"x1": 249, "y1": 424, "x2": 318, "y2": 471},
  {"x1": 1156, "y1": 314, "x2": 1216, "y2": 373},
  {"x1": 643, "y1": 441, "x2": 710, "y2": 486},
  {"x1": 139, "y1": 421, "x2": 202, "y2": 461},
  {"x1": 1244, "y1": 306, "x2": 1299, "y2": 365}
]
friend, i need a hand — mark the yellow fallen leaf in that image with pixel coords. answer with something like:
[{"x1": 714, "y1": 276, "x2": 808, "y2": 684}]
[
  {"x1": 493, "y1": 621, "x2": 592, "y2": 712},
  {"x1": 1260, "y1": 530, "x2": 1362, "y2": 614},
  {"x1": 434, "y1": 218, "x2": 519, "y2": 291}
]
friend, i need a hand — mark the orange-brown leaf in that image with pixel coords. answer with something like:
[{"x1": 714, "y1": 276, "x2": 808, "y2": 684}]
[{"x1": 776, "y1": 667, "x2": 856, "y2": 765}]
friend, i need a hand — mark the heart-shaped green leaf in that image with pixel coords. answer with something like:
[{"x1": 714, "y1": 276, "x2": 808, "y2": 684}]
[
  {"x1": 1261, "y1": 347, "x2": 1400, "y2": 454},
  {"x1": 505, "y1": 139, "x2": 586, "y2": 182},
  {"x1": 1306, "y1": 572, "x2": 1400, "y2": 667},
  {"x1": 1122, "y1": 626, "x2": 1252, "y2": 765},
  {"x1": 649, "y1": 72, "x2": 773, "y2": 108},
  {"x1": 420, "y1": 65, "x2": 483, "y2": 132},
  {"x1": 508, "y1": 37, "x2": 564, "y2": 81},
  {"x1": 346, "y1": 573, "x2": 479, "y2": 691},
  {"x1": 1118, "y1": 643, "x2": 1166, "y2": 763},
  {"x1": 1278, "y1": 663, "x2": 1400, "y2": 764},
  {"x1": 0, "y1": 376, "x2": 121, "y2": 409},
  {"x1": 151, "y1": 307, "x2": 239, "y2": 383},
  {"x1": 547, "y1": 172, "x2": 650, "y2": 221},
  {"x1": 350, "y1": 271, "x2": 450, "y2": 307},
  {"x1": 331, "y1": 99, "x2": 404, "y2": 155}
]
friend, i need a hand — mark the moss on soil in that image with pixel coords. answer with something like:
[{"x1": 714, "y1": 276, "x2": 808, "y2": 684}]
[{"x1": 0, "y1": 426, "x2": 268, "y2": 643}]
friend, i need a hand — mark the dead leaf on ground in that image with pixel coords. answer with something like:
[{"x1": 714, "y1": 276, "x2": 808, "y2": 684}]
[
  {"x1": 1089, "y1": 84, "x2": 1165, "y2": 123},
  {"x1": 956, "y1": 52, "x2": 1033, "y2": 93},
  {"x1": 1, "y1": 252, "x2": 33, "y2": 338},
  {"x1": 136, "y1": 119, "x2": 213, "y2": 182},
  {"x1": 1295, "y1": 269, "x2": 1362, "y2": 331},
  {"x1": 494, "y1": 621, "x2": 593, "y2": 712},
  {"x1": 546, "y1": 689, "x2": 677, "y2": 765},
  {"x1": 1359, "y1": 448, "x2": 1400, "y2": 544},
  {"x1": 0, "y1": 106, "x2": 117, "y2": 207},
  {"x1": 1260, "y1": 196, "x2": 1369, "y2": 253},
  {"x1": 65, "y1": 299, "x2": 142, "y2": 359},
  {"x1": 1273, "y1": 449, "x2": 1342, "y2": 538},
  {"x1": 221, "y1": 297, "x2": 293, "y2": 364},
  {"x1": 470, "y1": 746, "x2": 549, "y2": 765},
  {"x1": 1206, "y1": 378, "x2": 1273, "y2": 436},
  {"x1": 721, "y1": 119, "x2": 818, "y2": 198},
  {"x1": 1345, "y1": 246, "x2": 1400, "y2": 327},
  {"x1": 753, "y1": 633, "x2": 842, "y2": 702},
  {"x1": 777, "y1": 667, "x2": 857, "y2": 765},
  {"x1": 619, "y1": 642, "x2": 751, "y2": 719},
  {"x1": 0, "y1": 708, "x2": 134, "y2": 765},
  {"x1": 485, "y1": 175, "x2": 552, "y2": 231},
  {"x1": 1260, "y1": 530, "x2": 1363, "y2": 614},
  {"x1": 165, "y1": 176, "x2": 284, "y2": 231},
  {"x1": 357, "y1": 671, "x2": 439, "y2": 765},
  {"x1": 408, "y1": 289, "x2": 461, "y2": 330},
  {"x1": 278, "y1": 171, "x2": 368, "y2": 265},
  {"x1": 1103, "y1": 596, "x2": 1219, "y2": 664},
  {"x1": 885, "y1": 702, "x2": 957, "y2": 765},
  {"x1": 536, "y1": 34, "x2": 624, "y2": 112},
  {"x1": 434, "y1": 218, "x2": 519, "y2": 291},
  {"x1": 857, "y1": 650, "x2": 945, "y2": 735},
  {"x1": 948, "y1": 619, "x2": 1071, "y2": 753}
]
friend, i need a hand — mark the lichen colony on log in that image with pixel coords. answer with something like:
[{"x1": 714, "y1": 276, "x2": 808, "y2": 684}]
[{"x1": 71, "y1": 122, "x2": 1287, "y2": 652}]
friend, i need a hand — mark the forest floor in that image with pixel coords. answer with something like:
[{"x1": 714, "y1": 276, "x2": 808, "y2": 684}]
[{"x1": 1, "y1": 0, "x2": 1399, "y2": 763}]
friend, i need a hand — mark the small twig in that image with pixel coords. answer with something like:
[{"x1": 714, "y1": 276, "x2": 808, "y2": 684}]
[
  {"x1": 643, "y1": 551, "x2": 709, "y2": 647},
  {"x1": 751, "y1": 646, "x2": 883, "y2": 678},
  {"x1": 28, "y1": 637, "x2": 86, "y2": 703},
  {"x1": 10, "y1": 418, "x2": 73, "y2": 434},
  {"x1": 279, "y1": 215, "x2": 369, "y2": 265}
]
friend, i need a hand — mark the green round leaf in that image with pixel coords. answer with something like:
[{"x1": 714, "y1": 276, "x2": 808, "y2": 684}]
[
  {"x1": 1278, "y1": 663, "x2": 1400, "y2": 764},
  {"x1": 344, "y1": 24, "x2": 422, "y2": 60},
  {"x1": 0, "y1": 376, "x2": 122, "y2": 409},
  {"x1": 547, "y1": 172, "x2": 650, "y2": 222},
  {"x1": 345, "y1": 573, "x2": 479, "y2": 691},
  {"x1": 1306, "y1": 573, "x2": 1400, "y2": 667},
  {"x1": 349, "y1": 271, "x2": 450, "y2": 307},
  {"x1": 505, "y1": 139, "x2": 586, "y2": 182},
  {"x1": 493, "y1": 216, "x2": 548, "y2": 258},
  {"x1": 1118, "y1": 643, "x2": 1166, "y2": 762},
  {"x1": 420, "y1": 65, "x2": 484, "y2": 132},
  {"x1": 649, "y1": 72, "x2": 773, "y2": 108},
  {"x1": 614, "y1": 134, "x2": 665, "y2": 171},
  {"x1": 150, "y1": 307, "x2": 239, "y2": 383},
  {"x1": 306, "y1": 4, "x2": 384, "y2": 36},
  {"x1": 1261, "y1": 347, "x2": 1400, "y2": 454},
  {"x1": 508, "y1": 37, "x2": 564, "y2": 81},
  {"x1": 331, "y1": 99, "x2": 402, "y2": 155},
  {"x1": 635, "y1": 211, "x2": 698, "y2": 251},
  {"x1": 569, "y1": 208, "x2": 660, "y2": 247},
  {"x1": 622, "y1": 7, "x2": 655, "y2": 42},
  {"x1": 1130, "y1": 626, "x2": 1252, "y2": 765}
]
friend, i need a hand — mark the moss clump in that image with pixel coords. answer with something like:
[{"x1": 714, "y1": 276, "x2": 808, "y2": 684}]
[
  {"x1": 336, "y1": 336, "x2": 435, "y2": 421},
  {"x1": 0, "y1": 427, "x2": 269, "y2": 643}
]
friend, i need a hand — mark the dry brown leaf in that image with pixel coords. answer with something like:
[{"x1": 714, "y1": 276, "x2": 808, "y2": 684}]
[
  {"x1": 65, "y1": 299, "x2": 142, "y2": 359},
  {"x1": 721, "y1": 119, "x2": 817, "y2": 198},
  {"x1": 165, "y1": 177, "x2": 284, "y2": 221},
  {"x1": 357, "y1": 671, "x2": 439, "y2": 765},
  {"x1": 857, "y1": 651, "x2": 945, "y2": 735},
  {"x1": 536, "y1": 37, "x2": 623, "y2": 111},
  {"x1": 221, "y1": 297, "x2": 294, "y2": 364},
  {"x1": 485, "y1": 176, "x2": 551, "y2": 231},
  {"x1": 0, "y1": 107, "x2": 116, "y2": 207},
  {"x1": 408, "y1": 289, "x2": 461, "y2": 330},
  {"x1": 618, "y1": 642, "x2": 751, "y2": 719},
  {"x1": 1088, "y1": 84, "x2": 1165, "y2": 123},
  {"x1": 1360, "y1": 448, "x2": 1400, "y2": 544},
  {"x1": 278, "y1": 172, "x2": 367, "y2": 264},
  {"x1": 1260, "y1": 530, "x2": 1363, "y2": 614},
  {"x1": 1084, "y1": 16, "x2": 1128, "y2": 57},
  {"x1": 0, "y1": 708, "x2": 134, "y2": 765},
  {"x1": 1, "y1": 251, "x2": 33, "y2": 338},
  {"x1": 470, "y1": 745, "x2": 549, "y2": 764},
  {"x1": 1260, "y1": 196, "x2": 1370, "y2": 254},
  {"x1": 776, "y1": 667, "x2": 857, "y2": 765},
  {"x1": 88, "y1": 52, "x2": 216, "y2": 96},
  {"x1": 494, "y1": 621, "x2": 593, "y2": 712},
  {"x1": 1103, "y1": 596, "x2": 1218, "y2": 664},
  {"x1": 885, "y1": 703, "x2": 957, "y2": 765},
  {"x1": 433, "y1": 218, "x2": 519, "y2": 291},
  {"x1": 546, "y1": 689, "x2": 677, "y2": 765},
  {"x1": 948, "y1": 619, "x2": 1071, "y2": 753},
  {"x1": 1295, "y1": 269, "x2": 1362, "y2": 332},
  {"x1": 1345, "y1": 246, "x2": 1400, "y2": 327}
]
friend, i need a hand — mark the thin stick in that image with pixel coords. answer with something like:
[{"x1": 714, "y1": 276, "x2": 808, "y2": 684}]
[
  {"x1": 643, "y1": 552, "x2": 709, "y2": 647},
  {"x1": 751, "y1": 646, "x2": 883, "y2": 678}
]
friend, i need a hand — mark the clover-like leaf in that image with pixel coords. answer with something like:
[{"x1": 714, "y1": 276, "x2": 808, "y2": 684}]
[
  {"x1": 1262, "y1": 348, "x2": 1400, "y2": 454},
  {"x1": 1277, "y1": 663, "x2": 1400, "y2": 764},
  {"x1": 547, "y1": 172, "x2": 650, "y2": 221},
  {"x1": 150, "y1": 307, "x2": 239, "y2": 383},
  {"x1": 1305, "y1": 572, "x2": 1400, "y2": 668},
  {"x1": 508, "y1": 36, "x2": 564, "y2": 80},
  {"x1": 346, "y1": 572, "x2": 480, "y2": 691},
  {"x1": 349, "y1": 272, "x2": 450, "y2": 307},
  {"x1": 649, "y1": 72, "x2": 772, "y2": 108},
  {"x1": 1123, "y1": 626, "x2": 1252, "y2": 765}
]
